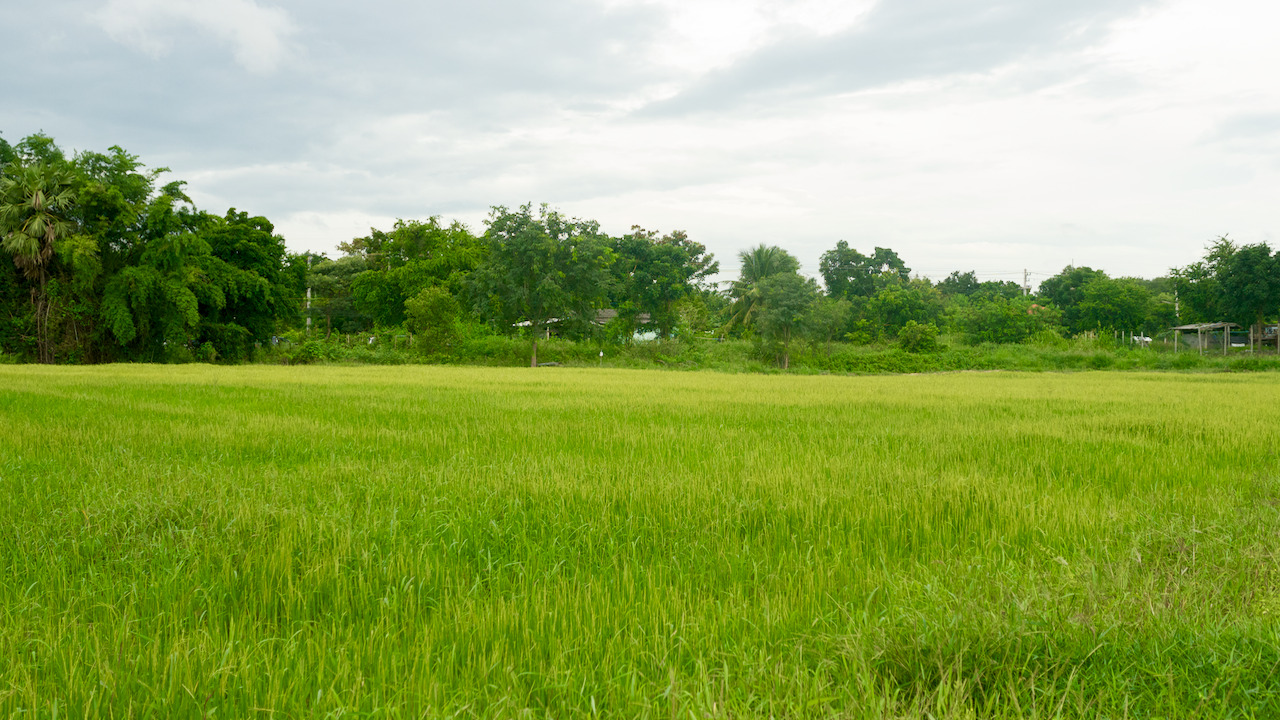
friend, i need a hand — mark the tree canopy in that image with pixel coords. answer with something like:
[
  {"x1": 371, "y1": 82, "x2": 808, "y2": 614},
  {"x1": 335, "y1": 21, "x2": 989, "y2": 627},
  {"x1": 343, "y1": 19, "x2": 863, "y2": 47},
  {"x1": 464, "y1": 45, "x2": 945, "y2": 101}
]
[
  {"x1": 3, "y1": 131, "x2": 1278, "y2": 368},
  {"x1": 471, "y1": 204, "x2": 614, "y2": 366}
]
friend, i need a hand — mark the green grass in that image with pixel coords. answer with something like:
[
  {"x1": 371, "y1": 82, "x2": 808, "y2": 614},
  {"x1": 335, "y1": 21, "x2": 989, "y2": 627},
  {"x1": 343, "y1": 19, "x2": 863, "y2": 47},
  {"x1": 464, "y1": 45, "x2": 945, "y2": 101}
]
[
  {"x1": 3, "y1": 366, "x2": 1280, "y2": 718},
  {"x1": 263, "y1": 332, "x2": 1280, "y2": 376}
]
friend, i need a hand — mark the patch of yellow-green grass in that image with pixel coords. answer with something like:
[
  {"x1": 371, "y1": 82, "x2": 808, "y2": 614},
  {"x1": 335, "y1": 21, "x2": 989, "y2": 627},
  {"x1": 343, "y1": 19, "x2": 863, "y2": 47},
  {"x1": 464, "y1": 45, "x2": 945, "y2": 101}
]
[{"x1": 2, "y1": 366, "x2": 1280, "y2": 717}]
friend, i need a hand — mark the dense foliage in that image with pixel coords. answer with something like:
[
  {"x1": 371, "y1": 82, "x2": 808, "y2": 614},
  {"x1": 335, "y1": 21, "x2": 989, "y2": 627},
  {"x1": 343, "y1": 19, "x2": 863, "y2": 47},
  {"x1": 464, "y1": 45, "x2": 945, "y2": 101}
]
[
  {"x1": 3, "y1": 132, "x2": 1278, "y2": 367},
  {"x1": 0, "y1": 133, "x2": 299, "y2": 362}
]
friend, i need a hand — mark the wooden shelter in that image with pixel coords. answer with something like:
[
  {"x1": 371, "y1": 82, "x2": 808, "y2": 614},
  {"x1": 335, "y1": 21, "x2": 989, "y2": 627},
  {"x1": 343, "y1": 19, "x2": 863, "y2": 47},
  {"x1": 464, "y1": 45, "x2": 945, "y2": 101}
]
[{"x1": 1171, "y1": 322, "x2": 1239, "y2": 355}]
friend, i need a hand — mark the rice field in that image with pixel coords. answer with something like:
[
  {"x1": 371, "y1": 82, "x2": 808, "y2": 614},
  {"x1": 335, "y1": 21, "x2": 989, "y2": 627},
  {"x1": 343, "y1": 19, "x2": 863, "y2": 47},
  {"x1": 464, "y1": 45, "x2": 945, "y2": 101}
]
[{"x1": 2, "y1": 365, "x2": 1280, "y2": 718}]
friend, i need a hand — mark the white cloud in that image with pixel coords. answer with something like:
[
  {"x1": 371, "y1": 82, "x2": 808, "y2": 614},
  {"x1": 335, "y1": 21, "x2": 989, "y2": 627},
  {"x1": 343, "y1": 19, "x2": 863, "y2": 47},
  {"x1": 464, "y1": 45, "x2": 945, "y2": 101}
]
[
  {"x1": 9, "y1": 0, "x2": 1276, "y2": 284},
  {"x1": 598, "y1": 0, "x2": 874, "y2": 77},
  {"x1": 272, "y1": 210, "x2": 402, "y2": 256},
  {"x1": 95, "y1": 0, "x2": 295, "y2": 73}
]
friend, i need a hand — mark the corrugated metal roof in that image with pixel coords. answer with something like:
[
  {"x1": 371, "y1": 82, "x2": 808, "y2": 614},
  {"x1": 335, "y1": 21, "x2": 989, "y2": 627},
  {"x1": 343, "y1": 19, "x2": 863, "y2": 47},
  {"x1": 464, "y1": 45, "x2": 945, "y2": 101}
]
[{"x1": 1171, "y1": 322, "x2": 1239, "y2": 331}]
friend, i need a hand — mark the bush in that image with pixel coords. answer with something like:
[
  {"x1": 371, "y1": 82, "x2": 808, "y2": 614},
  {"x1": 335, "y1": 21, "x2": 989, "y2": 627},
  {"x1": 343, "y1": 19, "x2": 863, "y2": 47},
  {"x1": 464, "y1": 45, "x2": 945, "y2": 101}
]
[
  {"x1": 404, "y1": 287, "x2": 461, "y2": 357},
  {"x1": 196, "y1": 342, "x2": 218, "y2": 363},
  {"x1": 898, "y1": 321, "x2": 941, "y2": 353},
  {"x1": 1026, "y1": 329, "x2": 1069, "y2": 350},
  {"x1": 289, "y1": 341, "x2": 322, "y2": 365}
]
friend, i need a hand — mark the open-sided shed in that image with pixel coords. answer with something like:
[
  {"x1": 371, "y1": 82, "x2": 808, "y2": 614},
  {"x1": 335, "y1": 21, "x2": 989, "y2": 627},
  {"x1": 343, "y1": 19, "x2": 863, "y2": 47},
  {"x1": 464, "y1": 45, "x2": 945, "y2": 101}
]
[{"x1": 1171, "y1": 322, "x2": 1239, "y2": 355}]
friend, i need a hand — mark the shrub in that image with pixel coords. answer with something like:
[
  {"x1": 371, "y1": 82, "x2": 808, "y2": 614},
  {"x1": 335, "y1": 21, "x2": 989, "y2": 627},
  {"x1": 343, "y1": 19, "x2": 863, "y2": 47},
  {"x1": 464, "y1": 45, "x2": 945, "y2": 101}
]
[
  {"x1": 196, "y1": 342, "x2": 218, "y2": 363},
  {"x1": 404, "y1": 287, "x2": 461, "y2": 357},
  {"x1": 289, "y1": 341, "x2": 322, "y2": 365},
  {"x1": 898, "y1": 321, "x2": 941, "y2": 353}
]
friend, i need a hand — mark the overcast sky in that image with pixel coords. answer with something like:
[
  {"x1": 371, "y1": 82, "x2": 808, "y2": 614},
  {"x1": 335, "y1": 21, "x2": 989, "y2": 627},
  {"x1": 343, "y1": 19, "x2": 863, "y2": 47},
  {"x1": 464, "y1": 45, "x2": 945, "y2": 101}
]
[{"x1": 3, "y1": 0, "x2": 1277, "y2": 288}]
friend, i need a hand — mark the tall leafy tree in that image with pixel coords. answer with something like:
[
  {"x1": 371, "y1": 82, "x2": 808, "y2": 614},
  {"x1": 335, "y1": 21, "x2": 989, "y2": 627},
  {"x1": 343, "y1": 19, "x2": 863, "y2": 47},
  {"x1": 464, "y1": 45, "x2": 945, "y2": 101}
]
[
  {"x1": 0, "y1": 162, "x2": 78, "y2": 362},
  {"x1": 610, "y1": 227, "x2": 718, "y2": 338},
  {"x1": 195, "y1": 209, "x2": 296, "y2": 360},
  {"x1": 938, "y1": 270, "x2": 1022, "y2": 300},
  {"x1": 950, "y1": 294, "x2": 1061, "y2": 344},
  {"x1": 1170, "y1": 237, "x2": 1278, "y2": 332},
  {"x1": 755, "y1": 271, "x2": 819, "y2": 369},
  {"x1": 1074, "y1": 277, "x2": 1153, "y2": 333},
  {"x1": 1037, "y1": 265, "x2": 1107, "y2": 334},
  {"x1": 803, "y1": 295, "x2": 852, "y2": 356},
  {"x1": 724, "y1": 244, "x2": 800, "y2": 334},
  {"x1": 819, "y1": 240, "x2": 910, "y2": 299},
  {"x1": 64, "y1": 146, "x2": 162, "y2": 360},
  {"x1": 10, "y1": 133, "x2": 66, "y2": 167},
  {"x1": 865, "y1": 279, "x2": 944, "y2": 339},
  {"x1": 405, "y1": 285, "x2": 461, "y2": 356},
  {"x1": 342, "y1": 217, "x2": 484, "y2": 327},
  {"x1": 99, "y1": 191, "x2": 206, "y2": 361},
  {"x1": 0, "y1": 134, "x2": 15, "y2": 169},
  {"x1": 937, "y1": 270, "x2": 980, "y2": 297},
  {"x1": 471, "y1": 204, "x2": 613, "y2": 366},
  {"x1": 1170, "y1": 261, "x2": 1218, "y2": 324},
  {"x1": 307, "y1": 256, "x2": 368, "y2": 335},
  {"x1": 1214, "y1": 240, "x2": 1279, "y2": 334}
]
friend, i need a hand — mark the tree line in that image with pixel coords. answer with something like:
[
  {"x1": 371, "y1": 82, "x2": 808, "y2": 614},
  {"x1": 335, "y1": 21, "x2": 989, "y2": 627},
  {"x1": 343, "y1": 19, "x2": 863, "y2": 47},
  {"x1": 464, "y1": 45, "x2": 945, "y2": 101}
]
[{"x1": 2, "y1": 132, "x2": 1277, "y2": 366}]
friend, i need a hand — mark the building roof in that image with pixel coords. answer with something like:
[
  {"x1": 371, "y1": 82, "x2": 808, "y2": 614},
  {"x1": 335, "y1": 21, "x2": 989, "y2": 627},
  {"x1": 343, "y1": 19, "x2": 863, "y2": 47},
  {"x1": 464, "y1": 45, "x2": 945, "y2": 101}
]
[
  {"x1": 594, "y1": 309, "x2": 651, "y2": 325},
  {"x1": 1171, "y1": 322, "x2": 1239, "y2": 331}
]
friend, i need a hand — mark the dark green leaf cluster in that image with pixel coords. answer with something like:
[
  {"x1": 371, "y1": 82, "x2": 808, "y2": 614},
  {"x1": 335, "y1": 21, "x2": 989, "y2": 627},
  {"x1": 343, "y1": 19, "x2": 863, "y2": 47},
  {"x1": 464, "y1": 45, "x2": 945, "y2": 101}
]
[{"x1": 0, "y1": 133, "x2": 298, "y2": 363}]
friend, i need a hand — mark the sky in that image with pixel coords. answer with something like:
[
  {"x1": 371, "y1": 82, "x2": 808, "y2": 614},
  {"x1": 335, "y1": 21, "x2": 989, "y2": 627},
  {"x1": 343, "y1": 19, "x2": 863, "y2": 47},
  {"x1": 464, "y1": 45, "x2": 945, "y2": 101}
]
[{"x1": 3, "y1": 0, "x2": 1278, "y2": 289}]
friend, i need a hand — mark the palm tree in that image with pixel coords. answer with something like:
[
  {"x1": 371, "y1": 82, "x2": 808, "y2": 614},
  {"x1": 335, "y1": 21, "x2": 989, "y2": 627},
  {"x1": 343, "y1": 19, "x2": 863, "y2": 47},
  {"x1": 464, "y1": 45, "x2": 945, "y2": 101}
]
[
  {"x1": 0, "y1": 163, "x2": 77, "y2": 362},
  {"x1": 723, "y1": 244, "x2": 799, "y2": 333}
]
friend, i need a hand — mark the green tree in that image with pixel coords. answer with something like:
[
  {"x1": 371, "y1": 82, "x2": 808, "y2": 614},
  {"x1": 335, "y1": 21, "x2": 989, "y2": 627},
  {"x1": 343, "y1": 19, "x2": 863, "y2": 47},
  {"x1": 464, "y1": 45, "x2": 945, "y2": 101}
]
[
  {"x1": 99, "y1": 193, "x2": 206, "y2": 361},
  {"x1": 937, "y1": 270, "x2": 980, "y2": 297},
  {"x1": 307, "y1": 256, "x2": 368, "y2": 335},
  {"x1": 341, "y1": 218, "x2": 484, "y2": 327},
  {"x1": 10, "y1": 133, "x2": 66, "y2": 167},
  {"x1": 194, "y1": 209, "x2": 295, "y2": 360},
  {"x1": 1076, "y1": 277, "x2": 1153, "y2": 333},
  {"x1": 819, "y1": 240, "x2": 909, "y2": 299},
  {"x1": 610, "y1": 227, "x2": 718, "y2": 338},
  {"x1": 405, "y1": 286, "x2": 461, "y2": 356},
  {"x1": 865, "y1": 279, "x2": 944, "y2": 339},
  {"x1": 471, "y1": 204, "x2": 613, "y2": 366},
  {"x1": 724, "y1": 244, "x2": 800, "y2": 334},
  {"x1": 939, "y1": 270, "x2": 1023, "y2": 300},
  {"x1": 0, "y1": 162, "x2": 78, "y2": 362},
  {"x1": 755, "y1": 272, "x2": 819, "y2": 369},
  {"x1": 1170, "y1": 261, "x2": 1214, "y2": 324},
  {"x1": 60, "y1": 146, "x2": 166, "y2": 361},
  {"x1": 803, "y1": 295, "x2": 852, "y2": 356},
  {"x1": 1214, "y1": 240, "x2": 1279, "y2": 335},
  {"x1": 0, "y1": 134, "x2": 15, "y2": 170},
  {"x1": 1037, "y1": 265, "x2": 1107, "y2": 334},
  {"x1": 950, "y1": 294, "x2": 1061, "y2": 344},
  {"x1": 350, "y1": 270, "x2": 404, "y2": 328}
]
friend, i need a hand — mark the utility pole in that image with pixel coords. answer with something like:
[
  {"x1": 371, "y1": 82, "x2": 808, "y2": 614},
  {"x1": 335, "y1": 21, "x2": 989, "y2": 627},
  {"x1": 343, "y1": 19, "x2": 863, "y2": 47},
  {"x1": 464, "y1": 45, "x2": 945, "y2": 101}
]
[
  {"x1": 1023, "y1": 269, "x2": 1030, "y2": 296},
  {"x1": 305, "y1": 255, "x2": 312, "y2": 336}
]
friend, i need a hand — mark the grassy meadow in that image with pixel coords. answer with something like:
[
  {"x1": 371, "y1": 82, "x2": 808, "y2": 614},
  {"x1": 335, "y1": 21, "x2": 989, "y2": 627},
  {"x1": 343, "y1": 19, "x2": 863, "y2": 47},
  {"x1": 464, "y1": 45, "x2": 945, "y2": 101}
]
[{"x1": 3, "y1": 365, "x2": 1280, "y2": 718}]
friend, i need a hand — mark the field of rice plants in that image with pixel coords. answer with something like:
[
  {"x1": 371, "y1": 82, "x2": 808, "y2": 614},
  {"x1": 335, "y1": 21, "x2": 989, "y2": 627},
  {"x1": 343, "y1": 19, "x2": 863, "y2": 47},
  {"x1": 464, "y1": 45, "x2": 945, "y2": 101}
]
[{"x1": 3, "y1": 365, "x2": 1280, "y2": 718}]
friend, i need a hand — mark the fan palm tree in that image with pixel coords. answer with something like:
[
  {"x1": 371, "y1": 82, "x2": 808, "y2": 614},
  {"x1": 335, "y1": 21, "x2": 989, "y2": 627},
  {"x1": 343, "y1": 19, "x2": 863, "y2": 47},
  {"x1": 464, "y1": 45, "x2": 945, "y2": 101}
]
[
  {"x1": 723, "y1": 244, "x2": 799, "y2": 333},
  {"x1": 0, "y1": 163, "x2": 78, "y2": 362}
]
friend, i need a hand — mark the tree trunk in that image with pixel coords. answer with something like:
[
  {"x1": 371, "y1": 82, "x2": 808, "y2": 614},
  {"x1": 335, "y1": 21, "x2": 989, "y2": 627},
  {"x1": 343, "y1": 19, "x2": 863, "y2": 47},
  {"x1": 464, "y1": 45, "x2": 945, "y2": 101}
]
[
  {"x1": 36, "y1": 272, "x2": 50, "y2": 364},
  {"x1": 530, "y1": 337, "x2": 538, "y2": 367}
]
